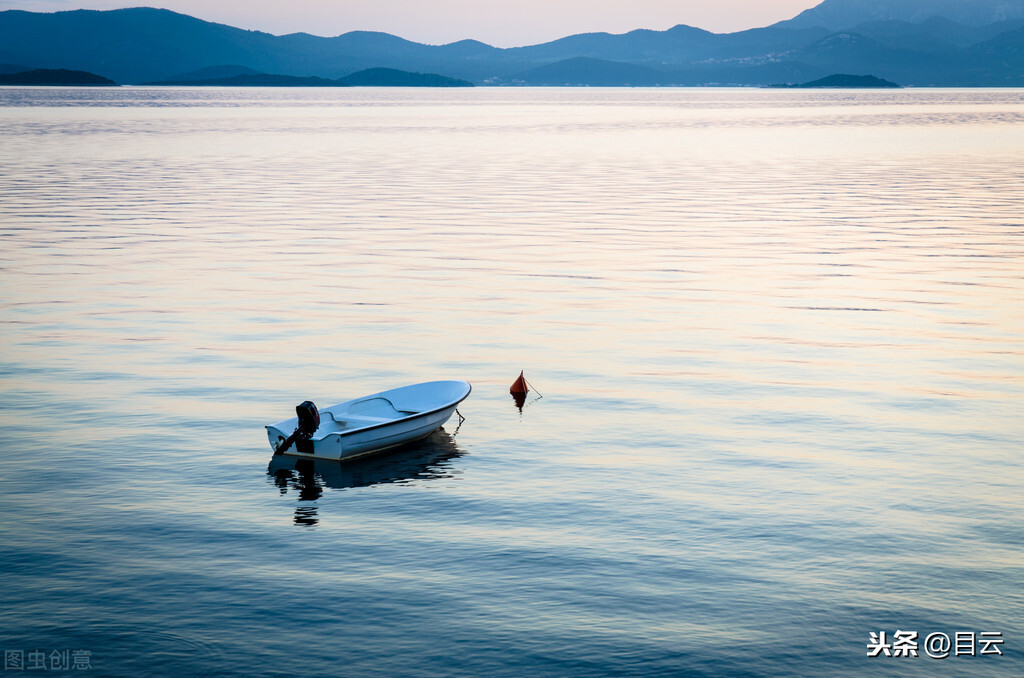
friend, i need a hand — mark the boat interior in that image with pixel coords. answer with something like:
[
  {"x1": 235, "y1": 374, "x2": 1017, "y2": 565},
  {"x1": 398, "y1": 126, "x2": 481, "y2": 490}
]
[{"x1": 319, "y1": 397, "x2": 417, "y2": 433}]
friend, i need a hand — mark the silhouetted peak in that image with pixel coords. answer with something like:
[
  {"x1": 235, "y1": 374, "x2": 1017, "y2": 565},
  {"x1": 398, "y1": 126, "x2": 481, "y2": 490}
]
[
  {"x1": 436, "y1": 38, "x2": 499, "y2": 55},
  {"x1": 337, "y1": 30, "x2": 420, "y2": 44},
  {"x1": 667, "y1": 24, "x2": 715, "y2": 36},
  {"x1": 443, "y1": 39, "x2": 492, "y2": 48}
]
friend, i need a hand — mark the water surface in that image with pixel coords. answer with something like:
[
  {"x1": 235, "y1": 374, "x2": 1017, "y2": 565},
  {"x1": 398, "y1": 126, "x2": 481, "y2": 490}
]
[{"x1": 1, "y1": 86, "x2": 1022, "y2": 676}]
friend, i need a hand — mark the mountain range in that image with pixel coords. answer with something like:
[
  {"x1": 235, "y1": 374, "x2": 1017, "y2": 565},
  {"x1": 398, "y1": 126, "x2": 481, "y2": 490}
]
[{"x1": 0, "y1": 0, "x2": 1022, "y2": 86}]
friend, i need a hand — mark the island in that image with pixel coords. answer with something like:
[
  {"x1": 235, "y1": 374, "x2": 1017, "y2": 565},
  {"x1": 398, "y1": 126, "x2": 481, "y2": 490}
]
[
  {"x1": 770, "y1": 74, "x2": 902, "y2": 89},
  {"x1": 338, "y1": 67, "x2": 473, "y2": 87},
  {"x1": 0, "y1": 68, "x2": 117, "y2": 86}
]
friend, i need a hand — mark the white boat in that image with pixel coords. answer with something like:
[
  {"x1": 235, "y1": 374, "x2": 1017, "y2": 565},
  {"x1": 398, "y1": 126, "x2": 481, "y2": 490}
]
[{"x1": 266, "y1": 380, "x2": 471, "y2": 461}]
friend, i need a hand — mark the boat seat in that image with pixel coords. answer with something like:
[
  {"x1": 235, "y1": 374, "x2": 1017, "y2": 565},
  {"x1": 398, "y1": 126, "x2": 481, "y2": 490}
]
[
  {"x1": 322, "y1": 411, "x2": 396, "y2": 430},
  {"x1": 347, "y1": 396, "x2": 417, "y2": 418},
  {"x1": 318, "y1": 396, "x2": 421, "y2": 434},
  {"x1": 336, "y1": 414, "x2": 392, "y2": 425}
]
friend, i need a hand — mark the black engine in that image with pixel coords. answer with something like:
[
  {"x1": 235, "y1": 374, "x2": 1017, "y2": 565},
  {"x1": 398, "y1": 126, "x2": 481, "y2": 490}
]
[
  {"x1": 275, "y1": 400, "x2": 320, "y2": 455},
  {"x1": 294, "y1": 400, "x2": 320, "y2": 440}
]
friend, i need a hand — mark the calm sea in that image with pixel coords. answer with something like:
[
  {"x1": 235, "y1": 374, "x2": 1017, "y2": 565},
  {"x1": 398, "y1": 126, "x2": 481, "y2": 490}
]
[{"x1": 1, "y1": 86, "x2": 1022, "y2": 677}]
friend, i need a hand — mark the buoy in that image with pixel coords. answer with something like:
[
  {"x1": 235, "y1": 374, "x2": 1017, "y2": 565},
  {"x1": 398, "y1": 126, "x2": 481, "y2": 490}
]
[
  {"x1": 510, "y1": 371, "x2": 529, "y2": 411},
  {"x1": 510, "y1": 371, "x2": 529, "y2": 396}
]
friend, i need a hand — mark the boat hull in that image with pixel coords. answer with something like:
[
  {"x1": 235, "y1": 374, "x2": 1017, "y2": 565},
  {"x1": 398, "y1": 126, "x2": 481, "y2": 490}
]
[{"x1": 266, "y1": 380, "x2": 470, "y2": 461}]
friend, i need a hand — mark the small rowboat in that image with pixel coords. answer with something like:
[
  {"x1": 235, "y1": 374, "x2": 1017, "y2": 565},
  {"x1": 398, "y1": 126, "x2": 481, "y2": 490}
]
[{"x1": 266, "y1": 380, "x2": 471, "y2": 461}]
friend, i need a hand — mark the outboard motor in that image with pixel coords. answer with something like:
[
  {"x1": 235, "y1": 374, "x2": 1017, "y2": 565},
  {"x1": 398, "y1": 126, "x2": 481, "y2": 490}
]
[
  {"x1": 294, "y1": 401, "x2": 320, "y2": 440},
  {"x1": 275, "y1": 400, "x2": 320, "y2": 455}
]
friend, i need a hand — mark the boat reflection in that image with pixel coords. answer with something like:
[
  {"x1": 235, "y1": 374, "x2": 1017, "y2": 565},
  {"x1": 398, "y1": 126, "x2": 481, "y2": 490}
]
[{"x1": 267, "y1": 428, "x2": 465, "y2": 526}]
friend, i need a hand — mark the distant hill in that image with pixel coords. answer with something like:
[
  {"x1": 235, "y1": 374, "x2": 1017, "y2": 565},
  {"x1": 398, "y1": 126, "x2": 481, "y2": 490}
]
[
  {"x1": 0, "y1": 68, "x2": 116, "y2": 85},
  {"x1": 779, "y1": 0, "x2": 1024, "y2": 30},
  {"x1": 968, "y1": 25, "x2": 1024, "y2": 83},
  {"x1": 0, "y1": 8, "x2": 279, "y2": 84},
  {"x1": 789, "y1": 31, "x2": 939, "y2": 83},
  {"x1": 144, "y1": 67, "x2": 472, "y2": 87},
  {"x1": 506, "y1": 25, "x2": 719, "y2": 63},
  {"x1": 0, "y1": 2, "x2": 1022, "y2": 86},
  {"x1": 838, "y1": 17, "x2": 1024, "y2": 53},
  {"x1": 771, "y1": 73, "x2": 901, "y2": 87}
]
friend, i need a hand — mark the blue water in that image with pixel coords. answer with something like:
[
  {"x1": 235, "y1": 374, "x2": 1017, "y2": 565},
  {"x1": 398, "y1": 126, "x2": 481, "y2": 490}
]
[{"x1": 1, "y1": 86, "x2": 1022, "y2": 676}]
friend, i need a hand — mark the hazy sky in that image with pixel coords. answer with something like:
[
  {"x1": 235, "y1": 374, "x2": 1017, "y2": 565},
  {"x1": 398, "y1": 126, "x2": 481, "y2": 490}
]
[{"x1": 0, "y1": 0, "x2": 823, "y2": 47}]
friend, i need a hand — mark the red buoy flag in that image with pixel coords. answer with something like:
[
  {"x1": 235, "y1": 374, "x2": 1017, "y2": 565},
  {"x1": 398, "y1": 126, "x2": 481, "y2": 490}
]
[{"x1": 510, "y1": 371, "x2": 528, "y2": 395}]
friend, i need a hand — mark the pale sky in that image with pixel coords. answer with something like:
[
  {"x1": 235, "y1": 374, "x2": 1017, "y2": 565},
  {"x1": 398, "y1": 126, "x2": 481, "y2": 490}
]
[{"x1": 0, "y1": 0, "x2": 822, "y2": 46}]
